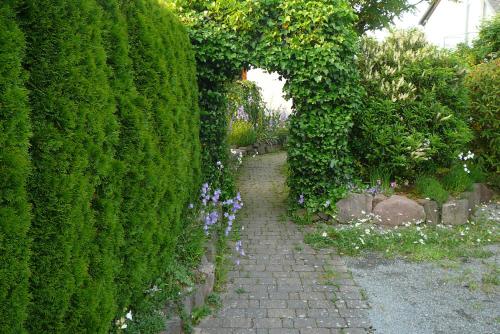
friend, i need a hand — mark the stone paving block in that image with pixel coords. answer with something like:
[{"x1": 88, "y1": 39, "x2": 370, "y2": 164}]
[
  {"x1": 260, "y1": 300, "x2": 287, "y2": 308},
  {"x1": 222, "y1": 318, "x2": 253, "y2": 328},
  {"x1": 254, "y1": 318, "x2": 283, "y2": 328},
  {"x1": 293, "y1": 318, "x2": 317, "y2": 328},
  {"x1": 299, "y1": 329, "x2": 330, "y2": 334},
  {"x1": 316, "y1": 316, "x2": 347, "y2": 328},
  {"x1": 267, "y1": 308, "x2": 296, "y2": 318}
]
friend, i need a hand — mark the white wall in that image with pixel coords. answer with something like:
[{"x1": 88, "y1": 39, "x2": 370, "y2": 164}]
[
  {"x1": 370, "y1": 0, "x2": 496, "y2": 49},
  {"x1": 247, "y1": 68, "x2": 293, "y2": 116},
  {"x1": 424, "y1": 0, "x2": 495, "y2": 48}
]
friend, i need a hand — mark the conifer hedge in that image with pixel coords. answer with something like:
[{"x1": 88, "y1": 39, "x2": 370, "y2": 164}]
[
  {"x1": 0, "y1": 0, "x2": 200, "y2": 332},
  {"x1": 0, "y1": 2, "x2": 31, "y2": 333}
]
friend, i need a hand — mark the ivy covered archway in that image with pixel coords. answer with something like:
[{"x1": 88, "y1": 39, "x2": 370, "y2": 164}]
[{"x1": 170, "y1": 0, "x2": 361, "y2": 207}]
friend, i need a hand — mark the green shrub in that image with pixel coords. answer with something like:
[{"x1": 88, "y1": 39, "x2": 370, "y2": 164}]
[
  {"x1": 415, "y1": 176, "x2": 449, "y2": 205},
  {"x1": 20, "y1": 1, "x2": 119, "y2": 331},
  {"x1": 3, "y1": 0, "x2": 202, "y2": 332},
  {"x1": 229, "y1": 120, "x2": 257, "y2": 147},
  {"x1": 465, "y1": 59, "x2": 499, "y2": 173},
  {"x1": 352, "y1": 29, "x2": 472, "y2": 180},
  {"x1": 472, "y1": 14, "x2": 500, "y2": 63},
  {"x1": 0, "y1": 2, "x2": 31, "y2": 333},
  {"x1": 442, "y1": 164, "x2": 474, "y2": 194},
  {"x1": 121, "y1": 0, "x2": 201, "y2": 313},
  {"x1": 226, "y1": 80, "x2": 266, "y2": 129}
]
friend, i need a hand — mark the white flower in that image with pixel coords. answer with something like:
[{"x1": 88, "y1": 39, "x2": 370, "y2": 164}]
[
  {"x1": 364, "y1": 229, "x2": 370, "y2": 235},
  {"x1": 121, "y1": 323, "x2": 127, "y2": 329},
  {"x1": 322, "y1": 232, "x2": 328, "y2": 237},
  {"x1": 419, "y1": 239, "x2": 425, "y2": 245},
  {"x1": 126, "y1": 310, "x2": 133, "y2": 321}
]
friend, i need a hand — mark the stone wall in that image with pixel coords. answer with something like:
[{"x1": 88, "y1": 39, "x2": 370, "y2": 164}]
[{"x1": 332, "y1": 183, "x2": 494, "y2": 226}]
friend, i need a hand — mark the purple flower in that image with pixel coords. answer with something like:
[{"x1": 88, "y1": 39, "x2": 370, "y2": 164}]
[
  {"x1": 390, "y1": 181, "x2": 397, "y2": 189},
  {"x1": 236, "y1": 106, "x2": 248, "y2": 121},
  {"x1": 212, "y1": 189, "x2": 221, "y2": 204},
  {"x1": 298, "y1": 194, "x2": 304, "y2": 205}
]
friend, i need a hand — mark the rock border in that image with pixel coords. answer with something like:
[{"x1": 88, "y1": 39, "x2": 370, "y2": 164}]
[
  {"x1": 331, "y1": 183, "x2": 495, "y2": 226},
  {"x1": 160, "y1": 241, "x2": 217, "y2": 334}
]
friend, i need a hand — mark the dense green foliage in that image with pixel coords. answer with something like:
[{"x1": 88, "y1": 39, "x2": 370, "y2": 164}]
[
  {"x1": 352, "y1": 29, "x2": 472, "y2": 181},
  {"x1": 226, "y1": 80, "x2": 266, "y2": 129},
  {"x1": 0, "y1": 2, "x2": 31, "y2": 333},
  {"x1": 21, "y1": 1, "x2": 118, "y2": 331},
  {"x1": 472, "y1": 13, "x2": 500, "y2": 63},
  {"x1": 465, "y1": 59, "x2": 499, "y2": 173},
  {"x1": 349, "y1": 0, "x2": 426, "y2": 33},
  {"x1": 172, "y1": 0, "x2": 361, "y2": 208},
  {"x1": 1, "y1": 1, "x2": 201, "y2": 332},
  {"x1": 229, "y1": 121, "x2": 257, "y2": 147},
  {"x1": 415, "y1": 176, "x2": 449, "y2": 205}
]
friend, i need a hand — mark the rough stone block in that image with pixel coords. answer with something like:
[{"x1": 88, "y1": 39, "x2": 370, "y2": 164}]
[
  {"x1": 199, "y1": 261, "x2": 215, "y2": 297},
  {"x1": 473, "y1": 183, "x2": 494, "y2": 203},
  {"x1": 373, "y1": 195, "x2": 425, "y2": 226},
  {"x1": 193, "y1": 285, "x2": 205, "y2": 308},
  {"x1": 335, "y1": 193, "x2": 373, "y2": 223},
  {"x1": 182, "y1": 293, "x2": 194, "y2": 314},
  {"x1": 416, "y1": 199, "x2": 440, "y2": 224},
  {"x1": 161, "y1": 316, "x2": 182, "y2": 334},
  {"x1": 459, "y1": 191, "x2": 480, "y2": 216},
  {"x1": 372, "y1": 194, "x2": 387, "y2": 208},
  {"x1": 441, "y1": 199, "x2": 468, "y2": 225},
  {"x1": 205, "y1": 242, "x2": 217, "y2": 263}
]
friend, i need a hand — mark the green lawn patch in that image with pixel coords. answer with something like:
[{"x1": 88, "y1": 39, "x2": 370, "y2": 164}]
[{"x1": 305, "y1": 218, "x2": 498, "y2": 262}]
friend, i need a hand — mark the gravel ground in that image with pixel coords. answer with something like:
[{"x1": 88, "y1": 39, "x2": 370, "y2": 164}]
[{"x1": 346, "y1": 204, "x2": 500, "y2": 334}]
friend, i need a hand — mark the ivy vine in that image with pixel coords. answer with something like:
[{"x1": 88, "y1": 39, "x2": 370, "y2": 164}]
[{"x1": 170, "y1": 0, "x2": 361, "y2": 207}]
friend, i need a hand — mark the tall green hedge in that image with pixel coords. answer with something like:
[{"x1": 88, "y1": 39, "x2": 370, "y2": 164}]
[
  {"x1": 21, "y1": 0, "x2": 119, "y2": 331},
  {"x1": 0, "y1": 1, "x2": 201, "y2": 332},
  {"x1": 0, "y1": 2, "x2": 31, "y2": 333}
]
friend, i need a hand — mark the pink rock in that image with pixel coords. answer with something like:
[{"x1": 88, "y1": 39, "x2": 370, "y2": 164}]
[{"x1": 373, "y1": 195, "x2": 425, "y2": 226}]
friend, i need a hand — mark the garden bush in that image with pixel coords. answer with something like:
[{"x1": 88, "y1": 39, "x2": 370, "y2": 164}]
[
  {"x1": 228, "y1": 120, "x2": 257, "y2": 147},
  {"x1": 0, "y1": 1, "x2": 202, "y2": 332},
  {"x1": 226, "y1": 80, "x2": 266, "y2": 130},
  {"x1": 0, "y1": 2, "x2": 31, "y2": 333},
  {"x1": 352, "y1": 29, "x2": 472, "y2": 181},
  {"x1": 415, "y1": 176, "x2": 449, "y2": 205},
  {"x1": 465, "y1": 59, "x2": 499, "y2": 173},
  {"x1": 471, "y1": 13, "x2": 500, "y2": 63}
]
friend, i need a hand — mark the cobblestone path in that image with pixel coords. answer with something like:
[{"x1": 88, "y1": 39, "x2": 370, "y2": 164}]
[{"x1": 196, "y1": 152, "x2": 372, "y2": 334}]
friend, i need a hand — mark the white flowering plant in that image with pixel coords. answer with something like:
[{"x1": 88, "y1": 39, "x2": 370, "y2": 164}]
[{"x1": 351, "y1": 29, "x2": 472, "y2": 180}]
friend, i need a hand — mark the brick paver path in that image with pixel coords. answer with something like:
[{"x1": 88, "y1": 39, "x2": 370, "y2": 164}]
[{"x1": 195, "y1": 152, "x2": 372, "y2": 334}]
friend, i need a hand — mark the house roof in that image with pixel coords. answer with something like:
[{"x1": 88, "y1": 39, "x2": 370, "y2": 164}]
[
  {"x1": 489, "y1": 0, "x2": 500, "y2": 12},
  {"x1": 420, "y1": 0, "x2": 498, "y2": 26},
  {"x1": 419, "y1": 0, "x2": 441, "y2": 26}
]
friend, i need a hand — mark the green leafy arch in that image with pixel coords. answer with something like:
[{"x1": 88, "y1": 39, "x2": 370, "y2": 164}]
[{"x1": 170, "y1": 0, "x2": 361, "y2": 206}]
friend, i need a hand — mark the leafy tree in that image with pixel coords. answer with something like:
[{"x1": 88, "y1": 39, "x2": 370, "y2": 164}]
[{"x1": 349, "y1": 0, "x2": 428, "y2": 33}]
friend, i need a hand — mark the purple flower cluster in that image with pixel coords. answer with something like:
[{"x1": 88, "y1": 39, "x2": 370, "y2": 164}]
[
  {"x1": 200, "y1": 183, "x2": 221, "y2": 235},
  {"x1": 236, "y1": 105, "x2": 249, "y2": 121},
  {"x1": 222, "y1": 192, "x2": 244, "y2": 236},
  {"x1": 298, "y1": 194, "x2": 304, "y2": 205}
]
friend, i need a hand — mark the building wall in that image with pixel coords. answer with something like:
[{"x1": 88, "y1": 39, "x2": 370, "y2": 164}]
[
  {"x1": 247, "y1": 68, "x2": 293, "y2": 115},
  {"x1": 424, "y1": 0, "x2": 496, "y2": 48}
]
